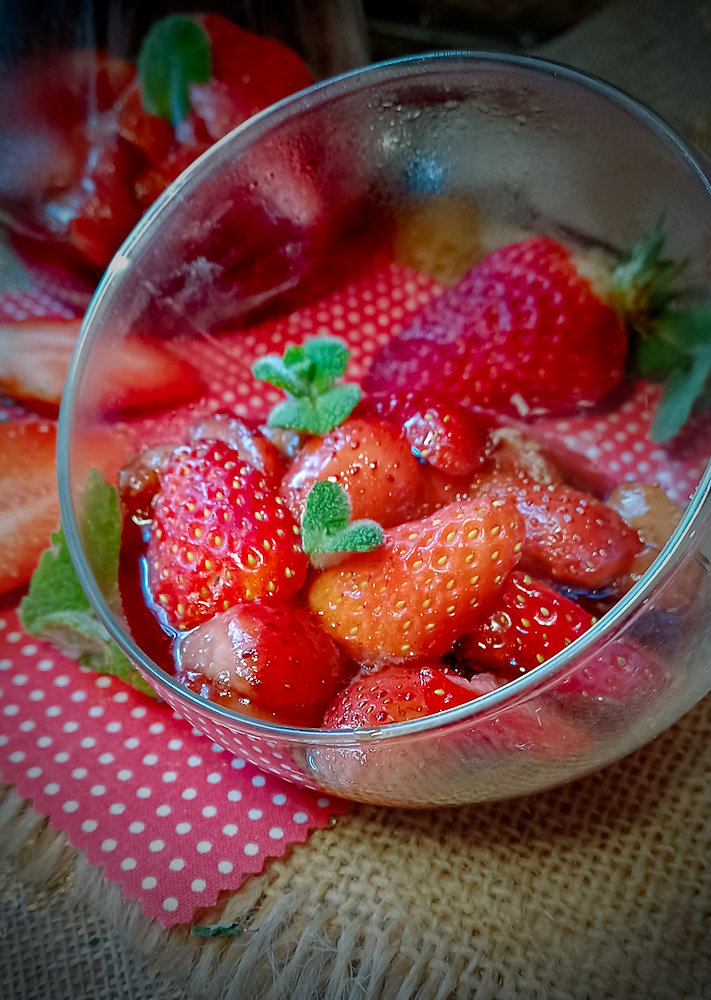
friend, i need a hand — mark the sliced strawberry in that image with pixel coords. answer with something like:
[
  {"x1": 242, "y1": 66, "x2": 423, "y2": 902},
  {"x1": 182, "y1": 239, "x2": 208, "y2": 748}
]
[
  {"x1": 146, "y1": 440, "x2": 308, "y2": 629},
  {"x1": 91, "y1": 334, "x2": 205, "y2": 416},
  {"x1": 465, "y1": 671, "x2": 591, "y2": 759},
  {"x1": 177, "y1": 602, "x2": 350, "y2": 727},
  {"x1": 0, "y1": 317, "x2": 80, "y2": 413},
  {"x1": 359, "y1": 391, "x2": 493, "y2": 476},
  {"x1": 457, "y1": 570, "x2": 594, "y2": 678},
  {"x1": 483, "y1": 481, "x2": 643, "y2": 590},
  {"x1": 0, "y1": 318, "x2": 204, "y2": 416},
  {"x1": 0, "y1": 421, "x2": 60, "y2": 595},
  {"x1": 280, "y1": 417, "x2": 425, "y2": 529},
  {"x1": 307, "y1": 495, "x2": 525, "y2": 665}
]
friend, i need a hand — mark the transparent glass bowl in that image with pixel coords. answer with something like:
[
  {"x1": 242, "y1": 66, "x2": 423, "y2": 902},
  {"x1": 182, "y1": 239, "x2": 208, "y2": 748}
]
[{"x1": 58, "y1": 53, "x2": 711, "y2": 808}]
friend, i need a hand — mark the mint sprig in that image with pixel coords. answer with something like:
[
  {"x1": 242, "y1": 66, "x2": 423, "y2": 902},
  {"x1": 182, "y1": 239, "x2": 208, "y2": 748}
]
[
  {"x1": 252, "y1": 336, "x2": 361, "y2": 435},
  {"x1": 20, "y1": 469, "x2": 156, "y2": 699},
  {"x1": 138, "y1": 14, "x2": 212, "y2": 126},
  {"x1": 301, "y1": 481, "x2": 383, "y2": 558}
]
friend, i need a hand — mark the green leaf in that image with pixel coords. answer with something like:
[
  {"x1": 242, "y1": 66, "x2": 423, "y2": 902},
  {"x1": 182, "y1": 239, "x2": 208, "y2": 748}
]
[
  {"x1": 303, "y1": 337, "x2": 350, "y2": 391},
  {"x1": 301, "y1": 481, "x2": 383, "y2": 556},
  {"x1": 609, "y1": 224, "x2": 681, "y2": 324},
  {"x1": 651, "y1": 346, "x2": 711, "y2": 442},
  {"x1": 253, "y1": 336, "x2": 361, "y2": 435},
  {"x1": 138, "y1": 14, "x2": 212, "y2": 126},
  {"x1": 252, "y1": 354, "x2": 311, "y2": 397},
  {"x1": 311, "y1": 383, "x2": 362, "y2": 434},
  {"x1": 19, "y1": 473, "x2": 157, "y2": 699},
  {"x1": 191, "y1": 922, "x2": 243, "y2": 938}
]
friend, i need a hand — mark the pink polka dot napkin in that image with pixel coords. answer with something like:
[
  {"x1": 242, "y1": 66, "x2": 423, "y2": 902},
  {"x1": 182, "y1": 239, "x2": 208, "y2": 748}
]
[{"x1": 1, "y1": 257, "x2": 709, "y2": 928}]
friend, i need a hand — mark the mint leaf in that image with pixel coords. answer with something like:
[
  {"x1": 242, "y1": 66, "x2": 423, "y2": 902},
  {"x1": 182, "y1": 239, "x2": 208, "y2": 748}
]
[
  {"x1": 301, "y1": 481, "x2": 383, "y2": 556},
  {"x1": 253, "y1": 336, "x2": 361, "y2": 435},
  {"x1": 191, "y1": 922, "x2": 243, "y2": 938},
  {"x1": 19, "y1": 472, "x2": 157, "y2": 699},
  {"x1": 138, "y1": 14, "x2": 212, "y2": 126}
]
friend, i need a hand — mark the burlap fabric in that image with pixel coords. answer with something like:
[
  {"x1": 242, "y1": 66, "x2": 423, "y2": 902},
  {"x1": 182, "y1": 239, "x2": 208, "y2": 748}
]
[{"x1": 2, "y1": 1, "x2": 711, "y2": 997}]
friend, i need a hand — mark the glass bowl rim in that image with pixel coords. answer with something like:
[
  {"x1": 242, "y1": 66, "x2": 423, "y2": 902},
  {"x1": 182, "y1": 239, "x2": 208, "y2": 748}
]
[{"x1": 57, "y1": 49, "x2": 711, "y2": 745}]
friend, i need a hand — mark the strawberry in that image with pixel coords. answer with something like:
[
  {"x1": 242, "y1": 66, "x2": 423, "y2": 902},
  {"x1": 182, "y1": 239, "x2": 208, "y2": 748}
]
[
  {"x1": 307, "y1": 495, "x2": 525, "y2": 665},
  {"x1": 0, "y1": 318, "x2": 204, "y2": 416},
  {"x1": 365, "y1": 236, "x2": 628, "y2": 417},
  {"x1": 358, "y1": 391, "x2": 492, "y2": 476},
  {"x1": 0, "y1": 421, "x2": 60, "y2": 595},
  {"x1": 187, "y1": 413, "x2": 284, "y2": 484},
  {"x1": 176, "y1": 602, "x2": 349, "y2": 727},
  {"x1": 555, "y1": 640, "x2": 667, "y2": 703},
  {"x1": 281, "y1": 417, "x2": 424, "y2": 528},
  {"x1": 455, "y1": 571, "x2": 594, "y2": 679},
  {"x1": 0, "y1": 318, "x2": 80, "y2": 413},
  {"x1": 483, "y1": 481, "x2": 642, "y2": 590},
  {"x1": 323, "y1": 663, "x2": 589, "y2": 759},
  {"x1": 146, "y1": 440, "x2": 308, "y2": 629},
  {"x1": 323, "y1": 663, "x2": 477, "y2": 727}
]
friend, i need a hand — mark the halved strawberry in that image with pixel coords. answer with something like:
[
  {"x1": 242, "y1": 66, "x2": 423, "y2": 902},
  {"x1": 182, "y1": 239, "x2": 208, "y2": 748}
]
[
  {"x1": 0, "y1": 318, "x2": 80, "y2": 413},
  {"x1": 307, "y1": 495, "x2": 525, "y2": 665},
  {"x1": 146, "y1": 440, "x2": 308, "y2": 629},
  {"x1": 177, "y1": 602, "x2": 350, "y2": 727},
  {"x1": 281, "y1": 417, "x2": 425, "y2": 528},
  {"x1": 455, "y1": 571, "x2": 595, "y2": 679},
  {"x1": 0, "y1": 421, "x2": 60, "y2": 595},
  {"x1": 0, "y1": 317, "x2": 204, "y2": 416},
  {"x1": 483, "y1": 481, "x2": 642, "y2": 590}
]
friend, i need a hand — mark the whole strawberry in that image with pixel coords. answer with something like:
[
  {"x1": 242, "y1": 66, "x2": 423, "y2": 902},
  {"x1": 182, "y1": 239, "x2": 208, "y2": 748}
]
[
  {"x1": 365, "y1": 237, "x2": 627, "y2": 416},
  {"x1": 146, "y1": 440, "x2": 307, "y2": 629},
  {"x1": 307, "y1": 495, "x2": 525, "y2": 665}
]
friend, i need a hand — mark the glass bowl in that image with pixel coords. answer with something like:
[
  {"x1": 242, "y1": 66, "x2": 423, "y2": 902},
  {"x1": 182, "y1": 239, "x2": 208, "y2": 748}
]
[{"x1": 58, "y1": 52, "x2": 711, "y2": 808}]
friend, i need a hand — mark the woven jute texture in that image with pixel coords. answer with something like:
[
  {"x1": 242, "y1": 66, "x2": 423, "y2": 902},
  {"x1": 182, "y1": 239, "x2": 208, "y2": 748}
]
[{"x1": 2, "y1": 691, "x2": 710, "y2": 1000}]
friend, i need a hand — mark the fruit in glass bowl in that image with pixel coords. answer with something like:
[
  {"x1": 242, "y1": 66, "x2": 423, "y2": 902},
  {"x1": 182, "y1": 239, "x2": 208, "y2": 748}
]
[{"x1": 45, "y1": 53, "x2": 711, "y2": 808}]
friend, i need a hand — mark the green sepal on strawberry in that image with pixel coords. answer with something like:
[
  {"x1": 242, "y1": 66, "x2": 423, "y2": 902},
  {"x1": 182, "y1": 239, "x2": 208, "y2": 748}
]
[{"x1": 253, "y1": 336, "x2": 362, "y2": 435}]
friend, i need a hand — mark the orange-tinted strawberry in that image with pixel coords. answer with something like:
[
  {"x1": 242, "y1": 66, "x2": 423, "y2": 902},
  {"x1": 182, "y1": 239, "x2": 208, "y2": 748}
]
[
  {"x1": 455, "y1": 571, "x2": 594, "y2": 679},
  {"x1": 482, "y1": 481, "x2": 642, "y2": 590},
  {"x1": 176, "y1": 602, "x2": 350, "y2": 727},
  {"x1": 365, "y1": 237, "x2": 628, "y2": 417},
  {"x1": 281, "y1": 417, "x2": 424, "y2": 528},
  {"x1": 307, "y1": 496, "x2": 525, "y2": 665},
  {"x1": 146, "y1": 440, "x2": 307, "y2": 629}
]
